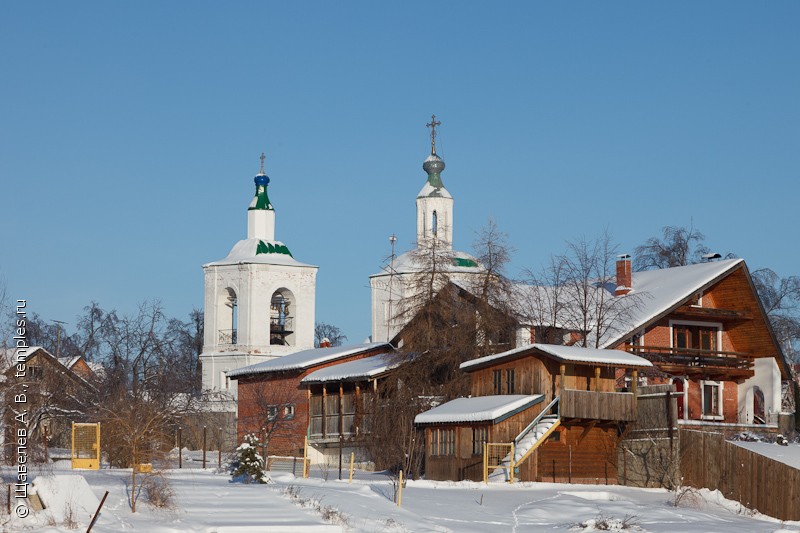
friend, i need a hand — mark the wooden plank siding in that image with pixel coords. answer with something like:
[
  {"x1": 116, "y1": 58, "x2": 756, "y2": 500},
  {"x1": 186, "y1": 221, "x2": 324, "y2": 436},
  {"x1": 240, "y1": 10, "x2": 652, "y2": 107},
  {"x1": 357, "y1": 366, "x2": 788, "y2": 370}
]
[
  {"x1": 421, "y1": 402, "x2": 545, "y2": 482},
  {"x1": 680, "y1": 429, "x2": 800, "y2": 521},
  {"x1": 531, "y1": 425, "x2": 621, "y2": 484},
  {"x1": 561, "y1": 389, "x2": 637, "y2": 421}
]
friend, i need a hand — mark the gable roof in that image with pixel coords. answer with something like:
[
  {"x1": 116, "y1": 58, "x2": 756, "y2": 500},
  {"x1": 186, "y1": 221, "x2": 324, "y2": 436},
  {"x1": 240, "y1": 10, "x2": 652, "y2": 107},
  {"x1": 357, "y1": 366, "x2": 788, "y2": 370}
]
[
  {"x1": 301, "y1": 352, "x2": 398, "y2": 384},
  {"x1": 226, "y1": 342, "x2": 393, "y2": 378},
  {"x1": 460, "y1": 343, "x2": 652, "y2": 372},
  {"x1": 599, "y1": 258, "x2": 745, "y2": 347},
  {"x1": 414, "y1": 394, "x2": 544, "y2": 425}
]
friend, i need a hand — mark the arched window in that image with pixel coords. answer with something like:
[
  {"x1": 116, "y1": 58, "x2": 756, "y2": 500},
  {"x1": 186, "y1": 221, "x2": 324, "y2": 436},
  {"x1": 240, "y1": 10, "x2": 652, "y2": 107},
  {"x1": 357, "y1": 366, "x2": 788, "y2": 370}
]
[
  {"x1": 218, "y1": 287, "x2": 238, "y2": 345},
  {"x1": 270, "y1": 288, "x2": 295, "y2": 346},
  {"x1": 753, "y1": 386, "x2": 765, "y2": 423},
  {"x1": 432, "y1": 210, "x2": 438, "y2": 236}
]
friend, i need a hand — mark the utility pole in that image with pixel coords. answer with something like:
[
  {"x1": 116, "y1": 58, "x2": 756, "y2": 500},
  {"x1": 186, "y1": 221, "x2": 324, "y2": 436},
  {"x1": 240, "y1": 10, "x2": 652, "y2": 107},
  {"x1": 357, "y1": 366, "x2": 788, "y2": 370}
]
[{"x1": 52, "y1": 320, "x2": 67, "y2": 357}]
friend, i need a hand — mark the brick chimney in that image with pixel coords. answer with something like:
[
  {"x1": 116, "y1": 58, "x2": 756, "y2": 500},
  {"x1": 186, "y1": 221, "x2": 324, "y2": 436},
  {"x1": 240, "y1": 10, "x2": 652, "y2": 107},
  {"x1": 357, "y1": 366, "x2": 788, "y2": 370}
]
[
  {"x1": 319, "y1": 337, "x2": 331, "y2": 348},
  {"x1": 615, "y1": 254, "x2": 632, "y2": 296}
]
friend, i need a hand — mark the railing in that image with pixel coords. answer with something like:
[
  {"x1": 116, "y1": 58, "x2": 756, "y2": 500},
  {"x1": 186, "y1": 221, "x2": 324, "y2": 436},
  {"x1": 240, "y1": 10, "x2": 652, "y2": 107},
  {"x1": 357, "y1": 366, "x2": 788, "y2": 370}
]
[
  {"x1": 218, "y1": 329, "x2": 237, "y2": 345},
  {"x1": 624, "y1": 344, "x2": 751, "y2": 369},
  {"x1": 560, "y1": 389, "x2": 637, "y2": 421},
  {"x1": 270, "y1": 316, "x2": 294, "y2": 333},
  {"x1": 514, "y1": 396, "x2": 560, "y2": 448}
]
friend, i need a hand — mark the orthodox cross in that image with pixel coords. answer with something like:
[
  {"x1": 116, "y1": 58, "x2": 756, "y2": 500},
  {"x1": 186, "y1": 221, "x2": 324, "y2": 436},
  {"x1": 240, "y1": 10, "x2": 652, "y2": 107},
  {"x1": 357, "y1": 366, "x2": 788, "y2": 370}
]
[
  {"x1": 259, "y1": 152, "x2": 266, "y2": 174},
  {"x1": 426, "y1": 114, "x2": 441, "y2": 154}
]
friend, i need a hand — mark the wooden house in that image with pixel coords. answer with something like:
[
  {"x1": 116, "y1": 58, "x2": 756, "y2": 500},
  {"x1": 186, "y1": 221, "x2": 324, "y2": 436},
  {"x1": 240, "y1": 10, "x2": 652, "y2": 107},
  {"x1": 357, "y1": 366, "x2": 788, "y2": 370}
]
[
  {"x1": 415, "y1": 344, "x2": 652, "y2": 482},
  {"x1": 300, "y1": 352, "x2": 400, "y2": 464},
  {"x1": 603, "y1": 257, "x2": 792, "y2": 431},
  {"x1": 1, "y1": 346, "x2": 97, "y2": 457},
  {"x1": 228, "y1": 342, "x2": 392, "y2": 457}
]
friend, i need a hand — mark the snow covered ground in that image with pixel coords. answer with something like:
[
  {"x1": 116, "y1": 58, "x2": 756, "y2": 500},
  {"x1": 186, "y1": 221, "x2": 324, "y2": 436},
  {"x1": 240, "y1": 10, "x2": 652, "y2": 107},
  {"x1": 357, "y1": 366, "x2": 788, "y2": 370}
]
[{"x1": 2, "y1": 459, "x2": 799, "y2": 533}]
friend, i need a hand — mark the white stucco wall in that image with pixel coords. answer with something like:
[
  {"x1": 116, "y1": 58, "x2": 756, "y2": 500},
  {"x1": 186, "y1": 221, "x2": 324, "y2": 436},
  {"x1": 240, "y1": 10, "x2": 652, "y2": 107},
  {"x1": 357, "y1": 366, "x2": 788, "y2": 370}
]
[
  {"x1": 200, "y1": 261, "x2": 317, "y2": 394},
  {"x1": 737, "y1": 357, "x2": 782, "y2": 424}
]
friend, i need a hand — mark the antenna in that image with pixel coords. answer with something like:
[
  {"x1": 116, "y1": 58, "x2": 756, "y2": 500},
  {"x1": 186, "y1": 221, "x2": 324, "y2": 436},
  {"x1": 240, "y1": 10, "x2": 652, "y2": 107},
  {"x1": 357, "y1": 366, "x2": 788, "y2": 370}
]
[{"x1": 386, "y1": 234, "x2": 398, "y2": 340}]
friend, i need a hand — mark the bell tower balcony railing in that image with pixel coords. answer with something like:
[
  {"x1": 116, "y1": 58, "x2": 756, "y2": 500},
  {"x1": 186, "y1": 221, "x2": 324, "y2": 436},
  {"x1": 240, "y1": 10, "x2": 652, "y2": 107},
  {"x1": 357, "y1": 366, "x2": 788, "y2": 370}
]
[{"x1": 218, "y1": 329, "x2": 238, "y2": 345}]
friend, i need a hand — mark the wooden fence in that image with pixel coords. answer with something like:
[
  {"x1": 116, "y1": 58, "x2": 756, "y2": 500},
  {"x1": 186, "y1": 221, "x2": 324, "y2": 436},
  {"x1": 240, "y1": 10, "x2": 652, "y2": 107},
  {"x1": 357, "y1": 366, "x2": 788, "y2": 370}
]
[
  {"x1": 680, "y1": 429, "x2": 800, "y2": 521},
  {"x1": 560, "y1": 390, "x2": 637, "y2": 421}
]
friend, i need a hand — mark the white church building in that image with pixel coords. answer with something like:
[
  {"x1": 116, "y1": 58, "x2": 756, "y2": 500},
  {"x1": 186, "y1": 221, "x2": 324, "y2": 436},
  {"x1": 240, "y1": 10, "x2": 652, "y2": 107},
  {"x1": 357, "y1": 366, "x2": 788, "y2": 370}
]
[
  {"x1": 199, "y1": 154, "x2": 318, "y2": 398},
  {"x1": 369, "y1": 116, "x2": 484, "y2": 343}
]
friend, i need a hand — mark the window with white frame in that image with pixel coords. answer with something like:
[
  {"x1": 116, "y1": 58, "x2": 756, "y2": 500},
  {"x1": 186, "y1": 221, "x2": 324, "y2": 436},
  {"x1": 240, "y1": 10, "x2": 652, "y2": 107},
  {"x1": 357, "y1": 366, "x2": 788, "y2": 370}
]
[{"x1": 701, "y1": 380, "x2": 723, "y2": 419}]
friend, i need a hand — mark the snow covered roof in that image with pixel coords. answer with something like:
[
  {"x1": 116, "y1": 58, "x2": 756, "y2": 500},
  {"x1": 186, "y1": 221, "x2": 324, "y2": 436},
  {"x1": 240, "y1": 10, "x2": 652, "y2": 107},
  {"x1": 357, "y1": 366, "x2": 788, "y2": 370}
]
[
  {"x1": 301, "y1": 352, "x2": 398, "y2": 383},
  {"x1": 505, "y1": 259, "x2": 746, "y2": 348},
  {"x1": 370, "y1": 249, "x2": 482, "y2": 278},
  {"x1": 58, "y1": 356, "x2": 81, "y2": 369},
  {"x1": 204, "y1": 238, "x2": 317, "y2": 268},
  {"x1": 460, "y1": 343, "x2": 652, "y2": 371},
  {"x1": 414, "y1": 395, "x2": 544, "y2": 425},
  {"x1": 599, "y1": 258, "x2": 744, "y2": 347},
  {"x1": 417, "y1": 180, "x2": 452, "y2": 199},
  {"x1": 226, "y1": 342, "x2": 393, "y2": 378}
]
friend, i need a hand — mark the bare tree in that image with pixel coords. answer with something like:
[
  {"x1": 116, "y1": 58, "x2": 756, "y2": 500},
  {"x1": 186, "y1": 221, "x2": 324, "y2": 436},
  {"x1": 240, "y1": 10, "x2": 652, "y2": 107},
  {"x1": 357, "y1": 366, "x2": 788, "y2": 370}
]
[
  {"x1": 633, "y1": 225, "x2": 711, "y2": 271},
  {"x1": 752, "y1": 268, "x2": 800, "y2": 368},
  {"x1": 519, "y1": 255, "x2": 570, "y2": 344},
  {"x1": 467, "y1": 219, "x2": 518, "y2": 352},
  {"x1": 314, "y1": 322, "x2": 347, "y2": 347},
  {"x1": 368, "y1": 221, "x2": 518, "y2": 475},
  {"x1": 559, "y1": 232, "x2": 644, "y2": 348}
]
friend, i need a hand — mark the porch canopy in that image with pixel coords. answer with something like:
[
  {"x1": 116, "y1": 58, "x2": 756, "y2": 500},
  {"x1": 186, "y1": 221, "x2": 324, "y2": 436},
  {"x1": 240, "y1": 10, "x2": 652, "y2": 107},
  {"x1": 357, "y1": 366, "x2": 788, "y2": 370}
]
[{"x1": 415, "y1": 395, "x2": 544, "y2": 426}]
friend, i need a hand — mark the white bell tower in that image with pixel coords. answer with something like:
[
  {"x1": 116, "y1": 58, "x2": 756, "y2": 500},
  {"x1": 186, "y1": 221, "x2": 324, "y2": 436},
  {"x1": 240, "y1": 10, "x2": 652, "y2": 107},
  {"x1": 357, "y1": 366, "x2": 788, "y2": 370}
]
[{"x1": 199, "y1": 153, "x2": 318, "y2": 396}]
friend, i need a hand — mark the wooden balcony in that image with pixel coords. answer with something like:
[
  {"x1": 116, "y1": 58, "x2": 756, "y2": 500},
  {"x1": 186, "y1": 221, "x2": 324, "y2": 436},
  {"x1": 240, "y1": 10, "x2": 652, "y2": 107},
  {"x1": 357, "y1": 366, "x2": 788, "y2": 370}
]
[
  {"x1": 623, "y1": 344, "x2": 754, "y2": 379},
  {"x1": 560, "y1": 389, "x2": 637, "y2": 422}
]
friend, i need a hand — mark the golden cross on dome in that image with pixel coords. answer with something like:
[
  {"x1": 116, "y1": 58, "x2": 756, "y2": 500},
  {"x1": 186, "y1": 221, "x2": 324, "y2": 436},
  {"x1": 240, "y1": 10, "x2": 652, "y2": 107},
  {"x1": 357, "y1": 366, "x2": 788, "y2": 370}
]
[
  {"x1": 259, "y1": 152, "x2": 266, "y2": 174},
  {"x1": 426, "y1": 114, "x2": 441, "y2": 154}
]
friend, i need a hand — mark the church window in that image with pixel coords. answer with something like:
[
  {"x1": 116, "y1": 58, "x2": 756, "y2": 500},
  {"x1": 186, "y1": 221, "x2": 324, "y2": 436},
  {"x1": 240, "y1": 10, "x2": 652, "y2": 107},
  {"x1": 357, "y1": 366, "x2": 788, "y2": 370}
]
[
  {"x1": 432, "y1": 210, "x2": 438, "y2": 236},
  {"x1": 218, "y1": 288, "x2": 238, "y2": 345},
  {"x1": 270, "y1": 288, "x2": 295, "y2": 346}
]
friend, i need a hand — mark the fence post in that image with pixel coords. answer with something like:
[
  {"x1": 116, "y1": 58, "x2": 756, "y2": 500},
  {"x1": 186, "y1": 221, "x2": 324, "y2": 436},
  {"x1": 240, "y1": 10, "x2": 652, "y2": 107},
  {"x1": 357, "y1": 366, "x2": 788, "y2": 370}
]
[
  {"x1": 568, "y1": 445, "x2": 572, "y2": 483},
  {"x1": 397, "y1": 470, "x2": 403, "y2": 507},
  {"x1": 177, "y1": 427, "x2": 182, "y2": 469},
  {"x1": 509, "y1": 443, "x2": 515, "y2": 483},
  {"x1": 349, "y1": 452, "x2": 355, "y2": 484},
  {"x1": 203, "y1": 426, "x2": 207, "y2": 469},
  {"x1": 303, "y1": 436, "x2": 309, "y2": 479}
]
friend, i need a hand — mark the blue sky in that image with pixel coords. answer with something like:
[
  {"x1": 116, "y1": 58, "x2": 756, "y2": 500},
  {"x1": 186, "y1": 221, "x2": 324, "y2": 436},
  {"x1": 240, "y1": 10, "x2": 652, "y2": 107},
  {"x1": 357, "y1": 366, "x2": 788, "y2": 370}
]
[{"x1": 1, "y1": 2, "x2": 799, "y2": 343}]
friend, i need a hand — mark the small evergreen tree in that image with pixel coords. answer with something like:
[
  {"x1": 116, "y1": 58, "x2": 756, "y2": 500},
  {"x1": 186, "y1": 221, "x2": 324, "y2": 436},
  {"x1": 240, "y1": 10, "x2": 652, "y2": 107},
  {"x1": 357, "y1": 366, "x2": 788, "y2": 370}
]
[{"x1": 230, "y1": 433, "x2": 268, "y2": 484}]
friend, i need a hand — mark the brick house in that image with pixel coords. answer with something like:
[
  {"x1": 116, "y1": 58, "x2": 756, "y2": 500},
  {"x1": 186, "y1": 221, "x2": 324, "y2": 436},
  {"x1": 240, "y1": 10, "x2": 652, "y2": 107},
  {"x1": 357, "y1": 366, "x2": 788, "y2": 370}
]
[{"x1": 228, "y1": 342, "x2": 392, "y2": 457}]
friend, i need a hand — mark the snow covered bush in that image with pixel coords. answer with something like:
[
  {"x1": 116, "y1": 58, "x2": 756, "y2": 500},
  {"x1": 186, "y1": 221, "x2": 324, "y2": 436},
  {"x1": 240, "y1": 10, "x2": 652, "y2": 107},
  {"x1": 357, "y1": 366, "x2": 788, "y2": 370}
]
[{"x1": 230, "y1": 433, "x2": 269, "y2": 484}]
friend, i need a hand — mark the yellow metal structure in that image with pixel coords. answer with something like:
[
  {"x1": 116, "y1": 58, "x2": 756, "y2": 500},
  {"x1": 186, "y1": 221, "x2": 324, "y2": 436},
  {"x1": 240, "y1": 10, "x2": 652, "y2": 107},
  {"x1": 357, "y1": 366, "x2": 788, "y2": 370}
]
[
  {"x1": 484, "y1": 442, "x2": 515, "y2": 483},
  {"x1": 72, "y1": 422, "x2": 100, "y2": 470}
]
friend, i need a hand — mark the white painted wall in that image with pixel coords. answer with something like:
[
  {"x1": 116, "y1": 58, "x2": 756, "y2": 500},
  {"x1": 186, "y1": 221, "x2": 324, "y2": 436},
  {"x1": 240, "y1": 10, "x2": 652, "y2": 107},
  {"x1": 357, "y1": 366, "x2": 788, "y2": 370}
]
[
  {"x1": 416, "y1": 195, "x2": 453, "y2": 249},
  {"x1": 737, "y1": 357, "x2": 782, "y2": 424}
]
